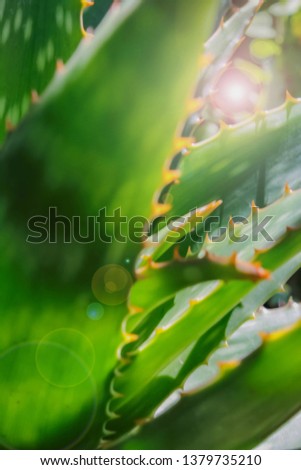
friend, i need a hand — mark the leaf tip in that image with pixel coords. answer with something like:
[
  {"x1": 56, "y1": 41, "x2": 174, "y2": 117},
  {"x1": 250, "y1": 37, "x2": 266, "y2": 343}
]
[
  {"x1": 284, "y1": 182, "x2": 293, "y2": 196},
  {"x1": 56, "y1": 59, "x2": 65, "y2": 73},
  {"x1": 31, "y1": 90, "x2": 39, "y2": 104}
]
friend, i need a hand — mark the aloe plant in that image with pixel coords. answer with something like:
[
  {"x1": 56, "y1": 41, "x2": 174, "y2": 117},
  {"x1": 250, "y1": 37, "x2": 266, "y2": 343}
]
[{"x1": 0, "y1": 0, "x2": 301, "y2": 451}]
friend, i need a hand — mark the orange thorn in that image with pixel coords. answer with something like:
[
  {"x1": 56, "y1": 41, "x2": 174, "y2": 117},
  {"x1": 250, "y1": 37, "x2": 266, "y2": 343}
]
[
  {"x1": 285, "y1": 90, "x2": 299, "y2": 104},
  {"x1": 173, "y1": 245, "x2": 182, "y2": 261},
  {"x1": 199, "y1": 52, "x2": 214, "y2": 68},
  {"x1": 195, "y1": 199, "x2": 223, "y2": 217},
  {"x1": 219, "y1": 120, "x2": 229, "y2": 131},
  {"x1": 255, "y1": 109, "x2": 266, "y2": 121},
  {"x1": 229, "y1": 216, "x2": 235, "y2": 227},
  {"x1": 110, "y1": 0, "x2": 121, "y2": 10},
  {"x1": 149, "y1": 259, "x2": 169, "y2": 270},
  {"x1": 231, "y1": 2, "x2": 240, "y2": 12},
  {"x1": 56, "y1": 59, "x2": 64, "y2": 72},
  {"x1": 155, "y1": 327, "x2": 165, "y2": 335},
  {"x1": 136, "y1": 252, "x2": 154, "y2": 266},
  {"x1": 206, "y1": 251, "x2": 232, "y2": 266},
  {"x1": 119, "y1": 356, "x2": 131, "y2": 365},
  {"x1": 163, "y1": 168, "x2": 181, "y2": 184},
  {"x1": 265, "y1": 324, "x2": 299, "y2": 342},
  {"x1": 135, "y1": 417, "x2": 151, "y2": 426},
  {"x1": 128, "y1": 305, "x2": 144, "y2": 315},
  {"x1": 254, "y1": 247, "x2": 268, "y2": 256},
  {"x1": 173, "y1": 136, "x2": 195, "y2": 153},
  {"x1": 229, "y1": 252, "x2": 238, "y2": 265},
  {"x1": 5, "y1": 120, "x2": 15, "y2": 132},
  {"x1": 135, "y1": 265, "x2": 149, "y2": 278},
  {"x1": 186, "y1": 98, "x2": 204, "y2": 114},
  {"x1": 109, "y1": 388, "x2": 124, "y2": 399},
  {"x1": 205, "y1": 232, "x2": 212, "y2": 245},
  {"x1": 258, "y1": 331, "x2": 270, "y2": 341},
  {"x1": 152, "y1": 202, "x2": 172, "y2": 217},
  {"x1": 81, "y1": 0, "x2": 94, "y2": 6},
  {"x1": 218, "y1": 360, "x2": 241, "y2": 371},
  {"x1": 251, "y1": 200, "x2": 259, "y2": 213},
  {"x1": 236, "y1": 36, "x2": 246, "y2": 49},
  {"x1": 123, "y1": 332, "x2": 139, "y2": 343},
  {"x1": 140, "y1": 254, "x2": 152, "y2": 263},
  {"x1": 31, "y1": 90, "x2": 39, "y2": 104},
  {"x1": 220, "y1": 16, "x2": 225, "y2": 29},
  {"x1": 284, "y1": 182, "x2": 293, "y2": 195},
  {"x1": 256, "y1": 0, "x2": 265, "y2": 13},
  {"x1": 186, "y1": 246, "x2": 194, "y2": 257},
  {"x1": 287, "y1": 225, "x2": 298, "y2": 232},
  {"x1": 236, "y1": 259, "x2": 271, "y2": 280}
]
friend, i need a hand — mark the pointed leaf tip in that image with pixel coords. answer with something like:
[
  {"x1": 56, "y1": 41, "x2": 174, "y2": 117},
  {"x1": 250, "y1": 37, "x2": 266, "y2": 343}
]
[
  {"x1": 5, "y1": 120, "x2": 15, "y2": 132},
  {"x1": 56, "y1": 59, "x2": 65, "y2": 72},
  {"x1": 81, "y1": 0, "x2": 94, "y2": 6},
  {"x1": 31, "y1": 90, "x2": 39, "y2": 104},
  {"x1": 219, "y1": 120, "x2": 229, "y2": 131},
  {"x1": 173, "y1": 137, "x2": 195, "y2": 153},
  {"x1": 151, "y1": 202, "x2": 172, "y2": 217},
  {"x1": 251, "y1": 200, "x2": 259, "y2": 213},
  {"x1": 256, "y1": 0, "x2": 265, "y2": 13},
  {"x1": 286, "y1": 90, "x2": 299, "y2": 105},
  {"x1": 163, "y1": 168, "x2": 181, "y2": 184},
  {"x1": 284, "y1": 182, "x2": 293, "y2": 195}
]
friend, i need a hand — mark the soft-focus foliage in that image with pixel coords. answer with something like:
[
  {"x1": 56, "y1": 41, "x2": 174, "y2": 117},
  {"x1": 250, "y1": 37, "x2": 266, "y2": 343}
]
[{"x1": 0, "y1": 0, "x2": 301, "y2": 451}]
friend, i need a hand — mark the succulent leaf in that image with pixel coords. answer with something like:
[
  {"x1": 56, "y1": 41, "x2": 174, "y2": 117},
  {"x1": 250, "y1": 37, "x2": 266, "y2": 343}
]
[
  {"x1": 103, "y1": 225, "x2": 301, "y2": 444},
  {"x1": 118, "y1": 303, "x2": 301, "y2": 450},
  {"x1": 0, "y1": 0, "x2": 219, "y2": 450},
  {"x1": 0, "y1": 0, "x2": 83, "y2": 141},
  {"x1": 157, "y1": 99, "x2": 301, "y2": 229}
]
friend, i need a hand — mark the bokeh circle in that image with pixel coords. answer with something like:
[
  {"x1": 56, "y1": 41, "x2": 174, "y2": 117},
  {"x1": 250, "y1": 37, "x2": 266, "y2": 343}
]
[
  {"x1": 35, "y1": 329, "x2": 95, "y2": 388},
  {"x1": 91, "y1": 264, "x2": 132, "y2": 306}
]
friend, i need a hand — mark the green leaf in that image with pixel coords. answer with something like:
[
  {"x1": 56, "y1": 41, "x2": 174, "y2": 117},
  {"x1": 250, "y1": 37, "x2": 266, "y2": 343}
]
[
  {"x1": 199, "y1": 0, "x2": 260, "y2": 94},
  {"x1": 136, "y1": 201, "x2": 222, "y2": 270},
  {"x1": 126, "y1": 252, "x2": 268, "y2": 352},
  {"x1": 120, "y1": 305, "x2": 301, "y2": 450},
  {"x1": 0, "y1": 0, "x2": 83, "y2": 141},
  {"x1": 103, "y1": 227, "x2": 301, "y2": 444},
  {"x1": 129, "y1": 188, "x2": 301, "y2": 349},
  {"x1": 269, "y1": 1, "x2": 301, "y2": 17},
  {"x1": 123, "y1": 183, "x2": 301, "y2": 354},
  {"x1": 203, "y1": 187, "x2": 301, "y2": 259},
  {"x1": 0, "y1": 0, "x2": 219, "y2": 449},
  {"x1": 246, "y1": 11, "x2": 276, "y2": 39},
  {"x1": 158, "y1": 99, "x2": 301, "y2": 228},
  {"x1": 258, "y1": 411, "x2": 301, "y2": 450},
  {"x1": 0, "y1": 0, "x2": 218, "y2": 272},
  {"x1": 174, "y1": 0, "x2": 260, "y2": 144},
  {"x1": 0, "y1": 303, "x2": 123, "y2": 450},
  {"x1": 250, "y1": 39, "x2": 281, "y2": 59}
]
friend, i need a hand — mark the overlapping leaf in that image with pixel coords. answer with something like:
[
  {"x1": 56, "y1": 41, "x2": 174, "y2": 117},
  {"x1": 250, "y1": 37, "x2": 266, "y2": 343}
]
[
  {"x1": 0, "y1": 0, "x2": 219, "y2": 449},
  {"x1": 0, "y1": 0, "x2": 83, "y2": 141},
  {"x1": 129, "y1": 188, "x2": 301, "y2": 345},
  {"x1": 120, "y1": 304, "x2": 301, "y2": 450},
  {"x1": 103, "y1": 231, "x2": 301, "y2": 444},
  {"x1": 102, "y1": 190, "x2": 301, "y2": 444},
  {"x1": 156, "y1": 98, "x2": 301, "y2": 229},
  {"x1": 1, "y1": 0, "x2": 300, "y2": 452}
]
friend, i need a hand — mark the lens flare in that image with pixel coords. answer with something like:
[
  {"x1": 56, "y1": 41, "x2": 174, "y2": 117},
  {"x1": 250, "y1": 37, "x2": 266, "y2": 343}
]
[
  {"x1": 224, "y1": 83, "x2": 248, "y2": 104},
  {"x1": 212, "y1": 69, "x2": 260, "y2": 119}
]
